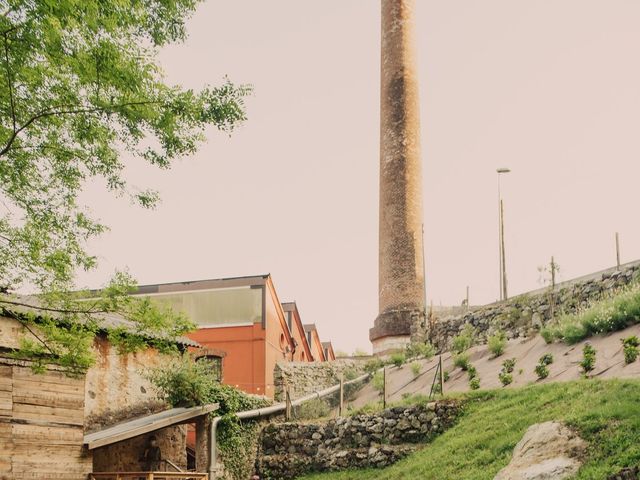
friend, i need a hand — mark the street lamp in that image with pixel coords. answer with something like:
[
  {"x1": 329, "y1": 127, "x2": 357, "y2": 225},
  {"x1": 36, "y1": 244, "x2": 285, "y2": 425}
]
[{"x1": 497, "y1": 168, "x2": 511, "y2": 301}]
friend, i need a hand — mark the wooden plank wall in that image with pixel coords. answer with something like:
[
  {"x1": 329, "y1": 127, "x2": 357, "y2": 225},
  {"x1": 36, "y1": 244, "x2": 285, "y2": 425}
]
[{"x1": 0, "y1": 360, "x2": 91, "y2": 480}]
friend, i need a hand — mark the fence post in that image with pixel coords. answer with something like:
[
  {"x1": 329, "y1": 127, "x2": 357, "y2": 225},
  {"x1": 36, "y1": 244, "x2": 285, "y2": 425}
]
[
  {"x1": 285, "y1": 384, "x2": 292, "y2": 421},
  {"x1": 439, "y1": 355, "x2": 445, "y2": 396},
  {"x1": 616, "y1": 232, "x2": 621, "y2": 269},
  {"x1": 339, "y1": 373, "x2": 344, "y2": 417},
  {"x1": 382, "y1": 366, "x2": 387, "y2": 409}
]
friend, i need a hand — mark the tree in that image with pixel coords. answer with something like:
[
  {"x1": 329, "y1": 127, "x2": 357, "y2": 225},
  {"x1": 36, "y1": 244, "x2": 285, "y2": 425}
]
[{"x1": 0, "y1": 0, "x2": 250, "y2": 372}]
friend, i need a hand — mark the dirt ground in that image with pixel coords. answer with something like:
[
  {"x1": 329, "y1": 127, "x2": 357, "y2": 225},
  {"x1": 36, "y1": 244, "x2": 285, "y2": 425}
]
[{"x1": 348, "y1": 324, "x2": 640, "y2": 409}]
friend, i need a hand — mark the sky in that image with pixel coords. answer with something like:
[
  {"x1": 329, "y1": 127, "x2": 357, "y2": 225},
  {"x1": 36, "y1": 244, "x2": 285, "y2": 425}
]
[{"x1": 77, "y1": 0, "x2": 640, "y2": 354}]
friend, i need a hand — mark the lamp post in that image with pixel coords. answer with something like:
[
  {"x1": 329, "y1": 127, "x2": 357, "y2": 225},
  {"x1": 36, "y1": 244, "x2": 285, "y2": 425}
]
[{"x1": 497, "y1": 168, "x2": 511, "y2": 301}]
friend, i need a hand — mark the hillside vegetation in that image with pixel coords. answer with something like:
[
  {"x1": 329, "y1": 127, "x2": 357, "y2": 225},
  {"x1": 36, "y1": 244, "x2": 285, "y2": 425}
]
[{"x1": 302, "y1": 379, "x2": 640, "y2": 480}]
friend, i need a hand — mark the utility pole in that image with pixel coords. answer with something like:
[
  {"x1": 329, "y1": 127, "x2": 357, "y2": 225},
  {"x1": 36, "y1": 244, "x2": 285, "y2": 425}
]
[
  {"x1": 497, "y1": 168, "x2": 511, "y2": 301},
  {"x1": 616, "y1": 232, "x2": 621, "y2": 270}
]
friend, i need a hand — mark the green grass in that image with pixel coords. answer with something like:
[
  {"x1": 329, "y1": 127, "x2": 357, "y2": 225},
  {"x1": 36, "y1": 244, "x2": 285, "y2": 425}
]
[
  {"x1": 301, "y1": 379, "x2": 640, "y2": 480},
  {"x1": 542, "y1": 282, "x2": 640, "y2": 344}
]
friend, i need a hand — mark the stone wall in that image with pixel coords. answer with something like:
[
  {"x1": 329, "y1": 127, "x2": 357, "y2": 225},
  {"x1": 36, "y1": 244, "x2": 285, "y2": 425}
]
[
  {"x1": 428, "y1": 262, "x2": 640, "y2": 351},
  {"x1": 273, "y1": 359, "x2": 368, "y2": 401},
  {"x1": 256, "y1": 401, "x2": 460, "y2": 479}
]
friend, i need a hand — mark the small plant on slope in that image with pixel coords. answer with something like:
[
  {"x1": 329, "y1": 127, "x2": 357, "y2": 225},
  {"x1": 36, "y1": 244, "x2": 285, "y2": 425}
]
[
  {"x1": 622, "y1": 336, "x2": 639, "y2": 364},
  {"x1": 534, "y1": 353, "x2": 554, "y2": 381},
  {"x1": 487, "y1": 331, "x2": 507, "y2": 358},
  {"x1": 452, "y1": 323, "x2": 475, "y2": 354},
  {"x1": 406, "y1": 341, "x2": 436, "y2": 360},
  {"x1": 498, "y1": 358, "x2": 516, "y2": 387},
  {"x1": 580, "y1": 343, "x2": 597, "y2": 376},
  {"x1": 453, "y1": 353, "x2": 470, "y2": 371},
  {"x1": 469, "y1": 377, "x2": 480, "y2": 390},
  {"x1": 411, "y1": 361, "x2": 422, "y2": 378},
  {"x1": 389, "y1": 352, "x2": 406, "y2": 368}
]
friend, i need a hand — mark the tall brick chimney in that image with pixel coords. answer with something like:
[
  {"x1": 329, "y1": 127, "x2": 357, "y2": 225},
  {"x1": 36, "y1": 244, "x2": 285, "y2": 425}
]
[{"x1": 370, "y1": 0, "x2": 425, "y2": 355}]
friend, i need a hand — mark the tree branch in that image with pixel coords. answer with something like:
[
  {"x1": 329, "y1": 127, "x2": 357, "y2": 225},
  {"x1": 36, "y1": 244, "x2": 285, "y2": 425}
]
[
  {"x1": 0, "y1": 100, "x2": 160, "y2": 157},
  {"x1": 0, "y1": 297, "x2": 108, "y2": 315},
  {"x1": 3, "y1": 30, "x2": 16, "y2": 133}
]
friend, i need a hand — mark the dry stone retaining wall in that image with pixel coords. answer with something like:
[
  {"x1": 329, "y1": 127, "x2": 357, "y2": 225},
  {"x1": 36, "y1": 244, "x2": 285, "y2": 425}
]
[
  {"x1": 256, "y1": 401, "x2": 460, "y2": 479},
  {"x1": 273, "y1": 358, "x2": 368, "y2": 401},
  {"x1": 428, "y1": 263, "x2": 640, "y2": 351}
]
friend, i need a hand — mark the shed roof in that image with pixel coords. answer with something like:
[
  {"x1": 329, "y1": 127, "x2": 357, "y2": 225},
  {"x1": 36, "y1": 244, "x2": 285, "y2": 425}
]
[{"x1": 84, "y1": 403, "x2": 218, "y2": 450}]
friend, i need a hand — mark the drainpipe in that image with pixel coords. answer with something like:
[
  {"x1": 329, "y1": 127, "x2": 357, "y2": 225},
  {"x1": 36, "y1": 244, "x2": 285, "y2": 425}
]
[{"x1": 208, "y1": 372, "x2": 371, "y2": 478}]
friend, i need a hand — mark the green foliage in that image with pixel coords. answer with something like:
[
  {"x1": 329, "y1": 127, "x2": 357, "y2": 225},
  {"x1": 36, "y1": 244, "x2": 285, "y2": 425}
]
[
  {"x1": 498, "y1": 358, "x2": 516, "y2": 386},
  {"x1": 147, "y1": 354, "x2": 270, "y2": 480},
  {"x1": 353, "y1": 349, "x2": 369, "y2": 357},
  {"x1": 469, "y1": 377, "x2": 480, "y2": 390},
  {"x1": 364, "y1": 358, "x2": 384, "y2": 374},
  {"x1": 301, "y1": 379, "x2": 640, "y2": 480},
  {"x1": 296, "y1": 398, "x2": 331, "y2": 420},
  {"x1": 540, "y1": 327, "x2": 554, "y2": 344},
  {"x1": 452, "y1": 324, "x2": 475, "y2": 354},
  {"x1": 406, "y1": 342, "x2": 436, "y2": 360},
  {"x1": 453, "y1": 353, "x2": 470, "y2": 371},
  {"x1": 543, "y1": 283, "x2": 640, "y2": 345},
  {"x1": 389, "y1": 352, "x2": 406, "y2": 368},
  {"x1": 487, "y1": 331, "x2": 507, "y2": 358},
  {"x1": 443, "y1": 371, "x2": 450, "y2": 382},
  {"x1": 7, "y1": 271, "x2": 195, "y2": 374},
  {"x1": 534, "y1": 364, "x2": 549, "y2": 380},
  {"x1": 372, "y1": 371, "x2": 385, "y2": 393},
  {"x1": 539, "y1": 353, "x2": 554, "y2": 366},
  {"x1": 622, "y1": 336, "x2": 640, "y2": 364},
  {"x1": 580, "y1": 344, "x2": 597, "y2": 376},
  {"x1": 501, "y1": 358, "x2": 516, "y2": 374},
  {"x1": 467, "y1": 365, "x2": 477, "y2": 380},
  {"x1": 0, "y1": 0, "x2": 248, "y2": 371},
  {"x1": 411, "y1": 361, "x2": 422, "y2": 378},
  {"x1": 498, "y1": 371, "x2": 513, "y2": 387},
  {"x1": 343, "y1": 367, "x2": 359, "y2": 381}
]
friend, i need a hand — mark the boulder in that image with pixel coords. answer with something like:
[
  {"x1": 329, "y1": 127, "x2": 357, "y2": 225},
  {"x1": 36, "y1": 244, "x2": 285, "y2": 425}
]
[{"x1": 494, "y1": 421, "x2": 586, "y2": 480}]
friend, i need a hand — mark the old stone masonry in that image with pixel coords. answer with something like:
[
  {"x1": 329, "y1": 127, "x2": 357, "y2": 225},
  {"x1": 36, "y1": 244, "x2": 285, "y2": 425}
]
[{"x1": 255, "y1": 401, "x2": 460, "y2": 479}]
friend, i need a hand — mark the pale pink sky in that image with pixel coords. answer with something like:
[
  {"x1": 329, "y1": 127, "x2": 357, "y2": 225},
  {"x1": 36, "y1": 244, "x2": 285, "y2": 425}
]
[{"x1": 77, "y1": 1, "x2": 640, "y2": 354}]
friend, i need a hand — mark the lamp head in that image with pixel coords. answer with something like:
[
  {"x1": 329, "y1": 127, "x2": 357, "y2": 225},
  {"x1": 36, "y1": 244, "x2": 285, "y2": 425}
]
[{"x1": 497, "y1": 168, "x2": 511, "y2": 174}]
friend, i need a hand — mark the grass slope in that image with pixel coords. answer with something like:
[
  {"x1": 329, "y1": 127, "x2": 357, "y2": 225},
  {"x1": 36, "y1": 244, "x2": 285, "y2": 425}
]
[{"x1": 302, "y1": 379, "x2": 640, "y2": 480}]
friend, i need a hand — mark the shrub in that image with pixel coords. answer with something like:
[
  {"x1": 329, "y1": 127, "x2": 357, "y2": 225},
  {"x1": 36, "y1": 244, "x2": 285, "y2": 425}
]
[
  {"x1": 502, "y1": 358, "x2": 516, "y2": 374},
  {"x1": 469, "y1": 377, "x2": 480, "y2": 390},
  {"x1": 343, "y1": 367, "x2": 359, "y2": 381},
  {"x1": 389, "y1": 352, "x2": 406, "y2": 368},
  {"x1": 452, "y1": 324, "x2": 475, "y2": 354},
  {"x1": 622, "y1": 336, "x2": 639, "y2": 364},
  {"x1": 541, "y1": 327, "x2": 554, "y2": 344},
  {"x1": 547, "y1": 283, "x2": 640, "y2": 345},
  {"x1": 467, "y1": 365, "x2": 477, "y2": 380},
  {"x1": 539, "y1": 353, "x2": 554, "y2": 366},
  {"x1": 580, "y1": 344, "x2": 597, "y2": 376},
  {"x1": 406, "y1": 342, "x2": 436, "y2": 360},
  {"x1": 364, "y1": 358, "x2": 384, "y2": 374},
  {"x1": 296, "y1": 398, "x2": 331, "y2": 420},
  {"x1": 534, "y1": 363, "x2": 549, "y2": 380},
  {"x1": 488, "y1": 331, "x2": 507, "y2": 358},
  {"x1": 410, "y1": 361, "x2": 422, "y2": 378},
  {"x1": 372, "y1": 371, "x2": 385, "y2": 392},
  {"x1": 453, "y1": 353, "x2": 470, "y2": 371},
  {"x1": 498, "y1": 371, "x2": 513, "y2": 387},
  {"x1": 443, "y1": 370, "x2": 450, "y2": 382}
]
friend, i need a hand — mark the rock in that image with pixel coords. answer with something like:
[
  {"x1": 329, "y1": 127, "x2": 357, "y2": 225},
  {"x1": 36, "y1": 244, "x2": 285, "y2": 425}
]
[
  {"x1": 494, "y1": 421, "x2": 587, "y2": 480},
  {"x1": 607, "y1": 466, "x2": 640, "y2": 480}
]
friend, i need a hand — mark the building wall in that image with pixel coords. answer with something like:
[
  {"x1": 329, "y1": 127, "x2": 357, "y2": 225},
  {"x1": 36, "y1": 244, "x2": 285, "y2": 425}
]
[
  {"x1": 263, "y1": 283, "x2": 294, "y2": 396},
  {"x1": 0, "y1": 358, "x2": 92, "y2": 480},
  {"x1": 92, "y1": 425, "x2": 187, "y2": 472},
  {"x1": 188, "y1": 324, "x2": 266, "y2": 395},
  {"x1": 307, "y1": 331, "x2": 325, "y2": 362}
]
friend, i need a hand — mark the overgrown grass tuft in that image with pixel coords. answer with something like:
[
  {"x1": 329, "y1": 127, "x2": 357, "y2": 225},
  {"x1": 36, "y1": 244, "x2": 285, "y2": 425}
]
[
  {"x1": 302, "y1": 379, "x2": 640, "y2": 480},
  {"x1": 541, "y1": 282, "x2": 640, "y2": 344}
]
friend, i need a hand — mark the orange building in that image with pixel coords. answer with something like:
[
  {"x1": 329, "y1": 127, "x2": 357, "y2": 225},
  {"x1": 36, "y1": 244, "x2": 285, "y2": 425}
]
[{"x1": 135, "y1": 274, "x2": 332, "y2": 398}]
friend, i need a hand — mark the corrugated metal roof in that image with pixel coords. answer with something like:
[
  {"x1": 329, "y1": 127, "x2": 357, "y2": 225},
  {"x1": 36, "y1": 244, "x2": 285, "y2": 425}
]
[{"x1": 84, "y1": 404, "x2": 218, "y2": 449}]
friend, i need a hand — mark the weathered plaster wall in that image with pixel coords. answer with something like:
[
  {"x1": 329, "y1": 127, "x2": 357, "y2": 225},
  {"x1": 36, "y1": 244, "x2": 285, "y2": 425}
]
[
  {"x1": 273, "y1": 359, "x2": 368, "y2": 401},
  {"x1": 427, "y1": 263, "x2": 640, "y2": 351},
  {"x1": 256, "y1": 401, "x2": 460, "y2": 479},
  {"x1": 84, "y1": 336, "x2": 169, "y2": 423},
  {"x1": 92, "y1": 425, "x2": 187, "y2": 472}
]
